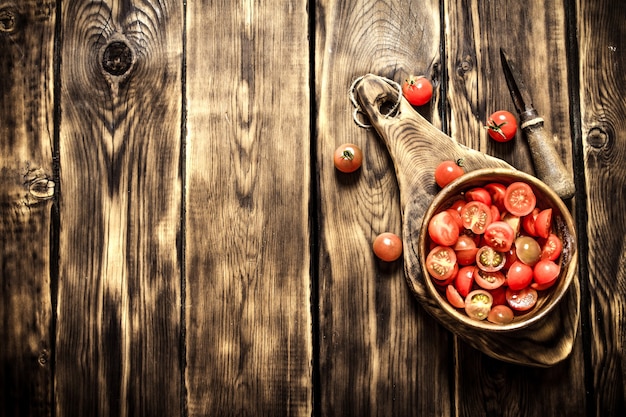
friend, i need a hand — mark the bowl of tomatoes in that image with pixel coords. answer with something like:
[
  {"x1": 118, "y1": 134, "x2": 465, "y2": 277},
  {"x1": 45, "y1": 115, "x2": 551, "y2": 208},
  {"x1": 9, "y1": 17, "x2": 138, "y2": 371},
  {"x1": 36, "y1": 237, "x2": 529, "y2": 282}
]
[{"x1": 419, "y1": 168, "x2": 577, "y2": 331}]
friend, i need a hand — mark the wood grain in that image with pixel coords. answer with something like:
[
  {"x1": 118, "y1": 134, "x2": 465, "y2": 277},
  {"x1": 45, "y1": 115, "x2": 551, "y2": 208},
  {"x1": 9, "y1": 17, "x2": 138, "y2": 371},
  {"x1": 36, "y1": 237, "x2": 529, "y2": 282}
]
[
  {"x1": 578, "y1": 0, "x2": 626, "y2": 414},
  {"x1": 0, "y1": 1, "x2": 55, "y2": 416},
  {"x1": 316, "y1": 1, "x2": 452, "y2": 415},
  {"x1": 184, "y1": 1, "x2": 312, "y2": 416},
  {"x1": 444, "y1": 0, "x2": 587, "y2": 414},
  {"x1": 54, "y1": 1, "x2": 183, "y2": 415}
]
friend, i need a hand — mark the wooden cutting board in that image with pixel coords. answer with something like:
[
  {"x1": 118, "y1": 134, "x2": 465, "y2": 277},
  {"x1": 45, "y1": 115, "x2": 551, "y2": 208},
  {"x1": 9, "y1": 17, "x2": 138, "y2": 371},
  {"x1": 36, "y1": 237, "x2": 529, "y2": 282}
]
[{"x1": 352, "y1": 74, "x2": 580, "y2": 367}]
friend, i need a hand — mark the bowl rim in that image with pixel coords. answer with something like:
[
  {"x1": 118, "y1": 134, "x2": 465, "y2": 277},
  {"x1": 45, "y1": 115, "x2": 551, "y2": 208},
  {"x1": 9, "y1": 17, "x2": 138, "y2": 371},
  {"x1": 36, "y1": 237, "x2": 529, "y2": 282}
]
[{"x1": 419, "y1": 167, "x2": 578, "y2": 332}]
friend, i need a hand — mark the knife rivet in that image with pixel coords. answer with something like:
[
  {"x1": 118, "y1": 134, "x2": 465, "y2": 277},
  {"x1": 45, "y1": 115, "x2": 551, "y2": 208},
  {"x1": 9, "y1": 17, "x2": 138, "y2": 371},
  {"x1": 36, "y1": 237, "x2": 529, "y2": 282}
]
[{"x1": 587, "y1": 127, "x2": 608, "y2": 149}]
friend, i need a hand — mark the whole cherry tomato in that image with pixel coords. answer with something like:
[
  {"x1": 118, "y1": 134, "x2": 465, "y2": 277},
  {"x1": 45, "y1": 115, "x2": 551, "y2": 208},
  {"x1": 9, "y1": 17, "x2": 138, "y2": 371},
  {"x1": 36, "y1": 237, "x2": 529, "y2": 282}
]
[
  {"x1": 486, "y1": 110, "x2": 518, "y2": 142},
  {"x1": 434, "y1": 160, "x2": 465, "y2": 187},
  {"x1": 333, "y1": 143, "x2": 363, "y2": 173},
  {"x1": 402, "y1": 75, "x2": 433, "y2": 106},
  {"x1": 373, "y1": 232, "x2": 403, "y2": 262},
  {"x1": 428, "y1": 211, "x2": 460, "y2": 246}
]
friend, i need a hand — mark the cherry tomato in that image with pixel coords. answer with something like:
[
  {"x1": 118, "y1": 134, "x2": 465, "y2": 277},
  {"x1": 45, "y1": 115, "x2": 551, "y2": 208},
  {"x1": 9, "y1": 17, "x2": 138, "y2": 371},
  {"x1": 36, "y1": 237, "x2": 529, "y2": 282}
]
[
  {"x1": 333, "y1": 143, "x2": 363, "y2": 173},
  {"x1": 490, "y1": 205, "x2": 501, "y2": 222},
  {"x1": 533, "y1": 259, "x2": 560, "y2": 286},
  {"x1": 428, "y1": 211, "x2": 460, "y2": 246},
  {"x1": 434, "y1": 160, "x2": 465, "y2": 188},
  {"x1": 541, "y1": 233, "x2": 563, "y2": 261},
  {"x1": 504, "y1": 182, "x2": 536, "y2": 217},
  {"x1": 503, "y1": 246, "x2": 519, "y2": 270},
  {"x1": 446, "y1": 284, "x2": 466, "y2": 309},
  {"x1": 461, "y1": 201, "x2": 493, "y2": 234},
  {"x1": 483, "y1": 221, "x2": 515, "y2": 252},
  {"x1": 534, "y1": 208, "x2": 553, "y2": 239},
  {"x1": 489, "y1": 286, "x2": 507, "y2": 306},
  {"x1": 484, "y1": 182, "x2": 507, "y2": 212},
  {"x1": 402, "y1": 75, "x2": 433, "y2": 106},
  {"x1": 476, "y1": 246, "x2": 506, "y2": 272},
  {"x1": 473, "y1": 268, "x2": 505, "y2": 290},
  {"x1": 522, "y1": 208, "x2": 540, "y2": 236},
  {"x1": 373, "y1": 232, "x2": 403, "y2": 262},
  {"x1": 449, "y1": 199, "x2": 465, "y2": 214},
  {"x1": 506, "y1": 260, "x2": 533, "y2": 290},
  {"x1": 506, "y1": 287, "x2": 538, "y2": 311},
  {"x1": 487, "y1": 304, "x2": 515, "y2": 324},
  {"x1": 515, "y1": 236, "x2": 542, "y2": 266},
  {"x1": 446, "y1": 208, "x2": 464, "y2": 229},
  {"x1": 486, "y1": 110, "x2": 518, "y2": 142},
  {"x1": 465, "y1": 187, "x2": 492, "y2": 206},
  {"x1": 501, "y1": 212, "x2": 521, "y2": 236},
  {"x1": 465, "y1": 290, "x2": 493, "y2": 321},
  {"x1": 454, "y1": 266, "x2": 475, "y2": 297},
  {"x1": 426, "y1": 246, "x2": 457, "y2": 281}
]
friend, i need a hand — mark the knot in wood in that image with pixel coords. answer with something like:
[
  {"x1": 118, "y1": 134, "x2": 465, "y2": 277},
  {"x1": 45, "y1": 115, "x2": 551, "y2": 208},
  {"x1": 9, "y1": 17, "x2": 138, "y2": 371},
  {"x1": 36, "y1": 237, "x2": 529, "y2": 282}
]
[
  {"x1": 0, "y1": 7, "x2": 21, "y2": 33},
  {"x1": 102, "y1": 40, "x2": 134, "y2": 76},
  {"x1": 587, "y1": 127, "x2": 608, "y2": 149}
]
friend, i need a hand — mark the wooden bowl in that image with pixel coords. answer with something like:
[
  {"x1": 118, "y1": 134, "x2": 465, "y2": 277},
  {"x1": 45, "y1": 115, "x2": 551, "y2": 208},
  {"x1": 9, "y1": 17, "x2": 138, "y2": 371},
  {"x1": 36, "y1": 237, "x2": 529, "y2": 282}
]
[{"x1": 419, "y1": 168, "x2": 577, "y2": 332}]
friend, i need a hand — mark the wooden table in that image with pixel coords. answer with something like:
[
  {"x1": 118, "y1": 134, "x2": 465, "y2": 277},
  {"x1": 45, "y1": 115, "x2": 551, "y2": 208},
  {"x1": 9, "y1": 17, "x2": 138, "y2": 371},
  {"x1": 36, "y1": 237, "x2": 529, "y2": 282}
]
[{"x1": 1, "y1": 0, "x2": 624, "y2": 416}]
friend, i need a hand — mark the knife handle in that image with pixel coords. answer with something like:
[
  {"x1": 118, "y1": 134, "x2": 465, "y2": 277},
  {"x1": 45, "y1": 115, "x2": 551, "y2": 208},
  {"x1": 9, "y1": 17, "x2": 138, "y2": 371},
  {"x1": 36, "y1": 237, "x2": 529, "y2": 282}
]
[{"x1": 521, "y1": 110, "x2": 575, "y2": 200}]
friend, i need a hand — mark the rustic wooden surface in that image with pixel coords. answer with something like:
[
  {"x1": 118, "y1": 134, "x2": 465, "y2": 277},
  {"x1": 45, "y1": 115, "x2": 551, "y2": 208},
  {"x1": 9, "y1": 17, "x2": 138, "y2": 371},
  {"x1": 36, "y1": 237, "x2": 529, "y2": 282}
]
[{"x1": 0, "y1": 0, "x2": 624, "y2": 416}]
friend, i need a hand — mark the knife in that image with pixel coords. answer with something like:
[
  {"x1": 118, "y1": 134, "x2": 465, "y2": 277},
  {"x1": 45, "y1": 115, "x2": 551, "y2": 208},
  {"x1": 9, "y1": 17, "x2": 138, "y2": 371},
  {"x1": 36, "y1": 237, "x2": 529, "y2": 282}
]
[{"x1": 500, "y1": 48, "x2": 575, "y2": 200}]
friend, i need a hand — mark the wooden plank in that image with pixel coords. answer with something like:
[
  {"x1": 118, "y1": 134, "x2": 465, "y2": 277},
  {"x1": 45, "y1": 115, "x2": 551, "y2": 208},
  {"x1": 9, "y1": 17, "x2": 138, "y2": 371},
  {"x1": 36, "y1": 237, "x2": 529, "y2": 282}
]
[
  {"x1": 0, "y1": 1, "x2": 56, "y2": 416},
  {"x1": 578, "y1": 0, "x2": 626, "y2": 414},
  {"x1": 315, "y1": 1, "x2": 452, "y2": 415},
  {"x1": 184, "y1": 1, "x2": 312, "y2": 416},
  {"x1": 445, "y1": 0, "x2": 587, "y2": 415},
  {"x1": 54, "y1": 1, "x2": 183, "y2": 415}
]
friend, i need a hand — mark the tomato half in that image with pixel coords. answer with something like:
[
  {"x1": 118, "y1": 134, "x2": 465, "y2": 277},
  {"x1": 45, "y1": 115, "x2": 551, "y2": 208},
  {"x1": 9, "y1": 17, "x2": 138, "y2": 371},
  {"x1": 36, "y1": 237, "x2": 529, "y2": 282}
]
[
  {"x1": 428, "y1": 211, "x2": 460, "y2": 246},
  {"x1": 426, "y1": 246, "x2": 457, "y2": 281},
  {"x1": 465, "y1": 187, "x2": 492, "y2": 206},
  {"x1": 454, "y1": 266, "x2": 475, "y2": 297},
  {"x1": 506, "y1": 260, "x2": 533, "y2": 290},
  {"x1": 506, "y1": 287, "x2": 538, "y2": 311},
  {"x1": 541, "y1": 233, "x2": 563, "y2": 261},
  {"x1": 522, "y1": 208, "x2": 540, "y2": 236},
  {"x1": 373, "y1": 232, "x2": 403, "y2": 262},
  {"x1": 476, "y1": 246, "x2": 506, "y2": 272},
  {"x1": 435, "y1": 160, "x2": 465, "y2": 188},
  {"x1": 473, "y1": 268, "x2": 505, "y2": 290},
  {"x1": 534, "y1": 208, "x2": 553, "y2": 239},
  {"x1": 486, "y1": 110, "x2": 518, "y2": 142},
  {"x1": 504, "y1": 182, "x2": 536, "y2": 216},
  {"x1": 465, "y1": 290, "x2": 493, "y2": 321},
  {"x1": 533, "y1": 259, "x2": 560, "y2": 286},
  {"x1": 402, "y1": 75, "x2": 433, "y2": 106},
  {"x1": 333, "y1": 143, "x2": 363, "y2": 173},
  {"x1": 483, "y1": 221, "x2": 515, "y2": 252},
  {"x1": 446, "y1": 284, "x2": 466, "y2": 309},
  {"x1": 461, "y1": 201, "x2": 492, "y2": 234},
  {"x1": 484, "y1": 182, "x2": 507, "y2": 212}
]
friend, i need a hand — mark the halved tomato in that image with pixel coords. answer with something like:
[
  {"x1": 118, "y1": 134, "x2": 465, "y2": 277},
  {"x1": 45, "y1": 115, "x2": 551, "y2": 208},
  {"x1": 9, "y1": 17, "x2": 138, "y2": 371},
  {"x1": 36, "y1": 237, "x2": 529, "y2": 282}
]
[
  {"x1": 426, "y1": 246, "x2": 457, "y2": 281},
  {"x1": 540, "y1": 233, "x2": 563, "y2": 261},
  {"x1": 534, "y1": 208, "x2": 553, "y2": 239},
  {"x1": 473, "y1": 268, "x2": 505, "y2": 290},
  {"x1": 504, "y1": 182, "x2": 536, "y2": 217},
  {"x1": 484, "y1": 182, "x2": 507, "y2": 212},
  {"x1": 454, "y1": 235, "x2": 479, "y2": 266},
  {"x1": 483, "y1": 221, "x2": 515, "y2": 252},
  {"x1": 506, "y1": 287, "x2": 538, "y2": 311},
  {"x1": 476, "y1": 246, "x2": 506, "y2": 272},
  {"x1": 465, "y1": 290, "x2": 493, "y2": 321},
  {"x1": 454, "y1": 266, "x2": 475, "y2": 297},
  {"x1": 522, "y1": 208, "x2": 540, "y2": 236},
  {"x1": 446, "y1": 284, "x2": 466, "y2": 308},
  {"x1": 465, "y1": 187, "x2": 492, "y2": 206},
  {"x1": 461, "y1": 201, "x2": 492, "y2": 234},
  {"x1": 533, "y1": 259, "x2": 560, "y2": 286}
]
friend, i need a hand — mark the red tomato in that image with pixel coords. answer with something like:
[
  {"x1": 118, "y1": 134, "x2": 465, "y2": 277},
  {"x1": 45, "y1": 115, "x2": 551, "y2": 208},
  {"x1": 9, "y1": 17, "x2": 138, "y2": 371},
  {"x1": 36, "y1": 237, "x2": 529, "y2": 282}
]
[
  {"x1": 487, "y1": 304, "x2": 515, "y2": 324},
  {"x1": 486, "y1": 110, "x2": 518, "y2": 142},
  {"x1": 489, "y1": 286, "x2": 507, "y2": 306},
  {"x1": 428, "y1": 211, "x2": 460, "y2": 246},
  {"x1": 446, "y1": 285, "x2": 466, "y2": 309},
  {"x1": 333, "y1": 143, "x2": 363, "y2": 173},
  {"x1": 473, "y1": 268, "x2": 505, "y2": 290},
  {"x1": 503, "y1": 246, "x2": 519, "y2": 269},
  {"x1": 461, "y1": 201, "x2": 493, "y2": 234},
  {"x1": 506, "y1": 260, "x2": 534, "y2": 290},
  {"x1": 541, "y1": 233, "x2": 563, "y2": 261},
  {"x1": 522, "y1": 208, "x2": 540, "y2": 236},
  {"x1": 501, "y1": 212, "x2": 521, "y2": 236},
  {"x1": 449, "y1": 199, "x2": 465, "y2": 214},
  {"x1": 483, "y1": 221, "x2": 515, "y2": 252},
  {"x1": 533, "y1": 259, "x2": 560, "y2": 286},
  {"x1": 454, "y1": 266, "x2": 475, "y2": 297},
  {"x1": 465, "y1": 187, "x2": 492, "y2": 206},
  {"x1": 484, "y1": 182, "x2": 507, "y2": 212},
  {"x1": 434, "y1": 160, "x2": 465, "y2": 188},
  {"x1": 465, "y1": 290, "x2": 493, "y2": 321},
  {"x1": 373, "y1": 232, "x2": 403, "y2": 262},
  {"x1": 445, "y1": 208, "x2": 463, "y2": 229},
  {"x1": 534, "y1": 208, "x2": 553, "y2": 239},
  {"x1": 506, "y1": 287, "x2": 538, "y2": 311},
  {"x1": 515, "y1": 236, "x2": 542, "y2": 266},
  {"x1": 426, "y1": 246, "x2": 457, "y2": 281},
  {"x1": 504, "y1": 182, "x2": 536, "y2": 216},
  {"x1": 402, "y1": 75, "x2": 433, "y2": 106},
  {"x1": 490, "y1": 205, "x2": 501, "y2": 222},
  {"x1": 476, "y1": 246, "x2": 506, "y2": 272}
]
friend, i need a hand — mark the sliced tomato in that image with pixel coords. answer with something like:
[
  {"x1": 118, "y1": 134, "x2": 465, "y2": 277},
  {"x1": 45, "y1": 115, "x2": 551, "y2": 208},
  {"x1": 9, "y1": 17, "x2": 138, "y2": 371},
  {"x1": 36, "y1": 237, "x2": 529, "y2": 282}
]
[
  {"x1": 473, "y1": 268, "x2": 505, "y2": 290},
  {"x1": 426, "y1": 246, "x2": 457, "y2": 281},
  {"x1": 504, "y1": 182, "x2": 536, "y2": 217},
  {"x1": 506, "y1": 260, "x2": 533, "y2": 290},
  {"x1": 484, "y1": 182, "x2": 507, "y2": 212},
  {"x1": 487, "y1": 304, "x2": 515, "y2": 324},
  {"x1": 506, "y1": 287, "x2": 538, "y2": 311},
  {"x1": 449, "y1": 199, "x2": 466, "y2": 214},
  {"x1": 428, "y1": 211, "x2": 460, "y2": 246},
  {"x1": 454, "y1": 266, "x2": 475, "y2": 297},
  {"x1": 533, "y1": 259, "x2": 560, "y2": 286},
  {"x1": 445, "y1": 208, "x2": 464, "y2": 229},
  {"x1": 483, "y1": 221, "x2": 515, "y2": 252},
  {"x1": 461, "y1": 201, "x2": 492, "y2": 234},
  {"x1": 446, "y1": 284, "x2": 466, "y2": 308},
  {"x1": 534, "y1": 208, "x2": 553, "y2": 239},
  {"x1": 465, "y1": 290, "x2": 493, "y2": 321},
  {"x1": 490, "y1": 205, "x2": 501, "y2": 222},
  {"x1": 476, "y1": 246, "x2": 506, "y2": 272},
  {"x1": 541, "y1": 233, "x2": 563, "y2": 261},
  {"x1": 501, "y1": 212, "x2": 521, "y2": 236},
  {"x1": 522, "y1": 208, "x2": 540, "y2": 236},
  {"x1": 465, "y1": 187, "x2": 492, "y2": 206},
  {"x1": 489, "y1": 286, "x2": 507, "y2": 306}
]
